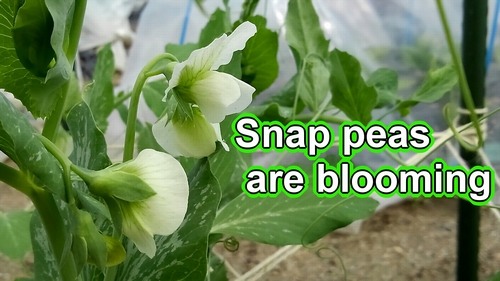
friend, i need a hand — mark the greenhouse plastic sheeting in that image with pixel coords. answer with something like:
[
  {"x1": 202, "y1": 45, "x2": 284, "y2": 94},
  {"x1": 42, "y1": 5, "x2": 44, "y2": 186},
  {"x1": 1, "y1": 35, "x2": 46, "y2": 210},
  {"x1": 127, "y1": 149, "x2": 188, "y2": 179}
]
[{"x1": 97, "y1": 0, "x2": 500, "y2": 226}]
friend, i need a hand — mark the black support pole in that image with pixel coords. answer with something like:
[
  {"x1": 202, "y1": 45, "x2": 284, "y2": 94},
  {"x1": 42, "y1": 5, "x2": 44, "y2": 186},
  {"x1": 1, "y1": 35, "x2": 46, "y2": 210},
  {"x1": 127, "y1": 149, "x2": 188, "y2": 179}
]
[{"x1": 457, "y1": 0, "x2": 487, "y2": 280}]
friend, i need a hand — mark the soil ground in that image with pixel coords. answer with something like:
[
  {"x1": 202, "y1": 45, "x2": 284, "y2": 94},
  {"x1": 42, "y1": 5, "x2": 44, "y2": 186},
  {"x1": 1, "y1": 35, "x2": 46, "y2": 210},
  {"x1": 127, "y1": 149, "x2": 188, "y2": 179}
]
[
  {"x1": 2, "y1": 177, "x2": 500, "y2": 281},
  {"x1": 215, "y1": 198, "x2": 500, "y2": 281}
]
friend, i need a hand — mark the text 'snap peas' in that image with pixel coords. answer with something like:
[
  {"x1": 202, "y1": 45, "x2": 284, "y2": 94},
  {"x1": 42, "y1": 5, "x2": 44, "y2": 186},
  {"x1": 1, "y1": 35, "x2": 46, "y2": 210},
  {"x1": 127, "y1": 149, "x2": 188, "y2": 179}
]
[{"x1": 232, "y1": 114, "x2": 495, "y2": 205}]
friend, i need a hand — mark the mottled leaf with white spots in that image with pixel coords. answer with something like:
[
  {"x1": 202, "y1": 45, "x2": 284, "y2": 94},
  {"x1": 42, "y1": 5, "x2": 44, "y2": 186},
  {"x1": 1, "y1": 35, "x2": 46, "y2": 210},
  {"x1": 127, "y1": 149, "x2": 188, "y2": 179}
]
[
  {"x1": 211, "y1": 192, "x2": 378, "y2": 245},
  {"x1": 0, "y1": 91, "x2": 64, "y2": 196},
  {"x1": 67, "y1": 101, "x2": 113, "y2": 280},
  {"x1": 209, "y1": 114, "x2": 251, "y2": 194},
  {"x1": 67, "y1": 102, "x2": 111, "y2": 171},
  {"x1": 30, "y1": 212, "x2": 62, "y2": 281}
]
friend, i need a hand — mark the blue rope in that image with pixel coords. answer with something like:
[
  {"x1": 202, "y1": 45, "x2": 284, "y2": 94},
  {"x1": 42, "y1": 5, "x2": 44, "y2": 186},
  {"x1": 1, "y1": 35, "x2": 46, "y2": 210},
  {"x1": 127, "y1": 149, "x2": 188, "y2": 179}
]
[
  {"x1": 486, "y1": 0, "x2": 500, "y2": 71},
  {"x1": 180, "y1": 0, "x2": 193, "y2": 45},
  {"x1": 403, "y1": 0, "x2": 416, "y2": 45}
]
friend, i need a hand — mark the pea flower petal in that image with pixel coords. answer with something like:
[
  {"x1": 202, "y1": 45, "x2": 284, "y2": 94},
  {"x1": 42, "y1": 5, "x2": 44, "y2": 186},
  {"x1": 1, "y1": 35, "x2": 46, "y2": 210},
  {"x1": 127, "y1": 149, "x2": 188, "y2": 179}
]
[
  {"x1": 165, "y1": 21, "x2": 257, "y2": 123},
  {"x1": 113, "y1": 149, "x2": 189, "y2": 258},
  {"x1": 152, "y1": 111, "x2": 229, "y2": 159}
]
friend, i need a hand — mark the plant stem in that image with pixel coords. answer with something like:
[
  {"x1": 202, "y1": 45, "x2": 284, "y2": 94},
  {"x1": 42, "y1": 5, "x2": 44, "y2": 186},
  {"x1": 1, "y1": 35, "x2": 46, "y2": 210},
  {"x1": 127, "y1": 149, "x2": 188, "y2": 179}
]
[
  {"x1": 436, "y1": 0, "x2": 484, "y2": 149},
  {"x1": 455, "y1": 0, "x2": 488, "y2": 280},
  {"x1": 114, "y1": 92, "x2": 133, "y2": 108},
  {"x1": 42, "y1": 0, "x2": 88, "y2": 141},
  {"x1": 377, "y1": 103, "x2": 400, "y2": 121},
  {"x1": 36, "y1": 134, "x2": 75, "y2": 204},
  {"x1": 66, "y1": 0, "x2": 88, "y2": 65},
  {"x1": 41, "y1": 81, "x2": 70, "y2": 141},
  {"x1": 291, "y1": 59, "x2": 308, "y2": 120},
  {"x1": 30, "y1": 137, "x2": 77, "y2": 280},
  {"x1": 0, "y1": 162, "x2": 34, "y2": 197},
  {"x1": 383, "y1": 150, "x2": 408, "y2": 166},
  {"x1": 122, "y1": 53, "x2": 178, "y2": 162},
  {"x1": 103, "y1": 53, "x2": 178, "y2": 281},
  {"x1": 293, "y1": 113, "x2": 347, "y2": 124},
  {"x1": 33, "y1": 1, "x2": 86, "y2": 280}
]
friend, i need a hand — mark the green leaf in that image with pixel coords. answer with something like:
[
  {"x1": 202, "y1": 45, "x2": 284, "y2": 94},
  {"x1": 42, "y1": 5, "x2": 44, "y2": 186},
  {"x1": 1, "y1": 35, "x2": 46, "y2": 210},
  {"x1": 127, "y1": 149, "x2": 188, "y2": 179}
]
[
  {"x1": 211, "y1": 193, "x2": 378, "y2": 245},
  {"x1": 199, "y1": 8, "x2": 229, "y2": 48},
  {"x1": 0, "y1": 211, "x2": 32, "y2": 259},
  {"x1": 265, "y1": 74, "x2": 305, "y2": 114},
  {"x1": 66, "y1": 100, "x2": 114, "y2": 262},
  {"x1": 240, "y1": 0, "x2": 259, "y2": 22},
  {"x1": 31, "y1": 206, "x2": 80, "y2": 281},
  {"x1": 397, "y1": 64, "x2": 457, "y2": 116},
  {"x1": 66, "y1": 100, "x2": 112, "y2": 227},
  {"x1": 401, "y1": 38, "x2": 440, "y2": 72},
  {"x1": 103, "y1": 197, "x2": 122, "y2": 238},
  {"x1": 31, "y1": 214, "x2": 61, "y2": 281},
  {"x1": 0, "y1": 91, "x2": 64, "y2": 196},
  {"x1": 40, "y1": 0, "x2": 78, "y2": 93},
  {"x1": 165, "y1": 43, "x2": 199, "y2": 62},
  {"x1": 71, "y1": 235, "x2": 87, "y2": 275},
  {"x1": 209, "y1": 115, "x2": 251, "y2": 194},
  {"x1": 219, "y1": 168, "x2": 252, "y2": 208},
  {"x1": 75, "y1": 190, "x2": 111, "y2": 221},
  {"x1": 0, "y1": 0, "x2": 50, "y2": 117},
  {"x1": 246, "y1": 103, "x2": 293, "y2": 123},
  {"x1": 63, "y1": 72, "x2": 83, "y2": 116},
  {"x1": 137, "y1": 123, "x2": 165, "y2": 153},
  {"x1": 329, "y1": 49, "x2": 378, "y2": 125},
  {"x1": 177, "y1": 155, "x2": 201, "y2": 174},
  {"x1": 213, "y1": 131, "x2": 252, "y2": 207},
  {"x1": 208, "y1": 143, "x2": 237, "y2": 191},
  {"x1": 285, "y1": 0, "x2": 329, "y2": 64},
  {"x1": 297, "y1": 55, "x2": 329, "y2": 112},
  {"x1": 116, "y1": 158, "x2": 221, "y2": 281},
  {"x1": 238, "y1": 16, "x2": 279, "y2": 95},
  {"x1": 366, "y1": 68, "x2": 399, "y2": 108},
  {"x1": 412, "y1": 64, "x2": 457, "y2": 101},
  {"x1": 218, "y1": 51, "x2": 242, "y2": 79},
  {"x1": 206, "y1": 252, "x2": 228, "y2": 281},
  {"x1": 487, "y1": 271, "x2": 500, "y2": 281},
  {"x1": 67, "y1": 102, "x2": 111, "y2": 171},
  {"x1": 83, "y1": 44, "x2": 115, "y2": 133},
  {"x1": 11, "y1": 0, "x2": 55, "y2": 77},
  {"x1": 142, "y1": 80, "x2": 169, "y2": 118},
  {"x1": 0, "y1": 0, "x2": 76, "y2": 117},
  {"x1": 194, "y1": 0, "x2": 208, "y2": 16},
  {"x1": 75, "y1": 210, "x2": 107, "y2": 272},
  {"x1": 117, "y1": 104, "x2": 144, "y2": 132}
]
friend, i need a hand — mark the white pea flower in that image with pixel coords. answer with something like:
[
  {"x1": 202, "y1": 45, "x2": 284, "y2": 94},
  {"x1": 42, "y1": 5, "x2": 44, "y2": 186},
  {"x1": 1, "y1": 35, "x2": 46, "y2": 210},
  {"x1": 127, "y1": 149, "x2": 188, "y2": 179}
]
[
  {"x1": 165, "y1": 21, "x2": 257, "y2": 123},
  {"x1": 118, "y1": 150, "x2": 188, "y2": 258},
  {"x1": 152, "y1": 107, "x2": 229, "y2": 159},
  {"x1": 73, "y1": 149, "x2": 189, "y2": 258}
]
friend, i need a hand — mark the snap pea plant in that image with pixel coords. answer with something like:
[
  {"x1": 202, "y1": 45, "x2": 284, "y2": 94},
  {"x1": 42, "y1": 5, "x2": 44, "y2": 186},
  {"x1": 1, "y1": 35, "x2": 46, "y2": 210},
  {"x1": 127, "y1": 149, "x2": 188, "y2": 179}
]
[{"x1": 0, "y1": 0, "x2": 492, "y2": 280}]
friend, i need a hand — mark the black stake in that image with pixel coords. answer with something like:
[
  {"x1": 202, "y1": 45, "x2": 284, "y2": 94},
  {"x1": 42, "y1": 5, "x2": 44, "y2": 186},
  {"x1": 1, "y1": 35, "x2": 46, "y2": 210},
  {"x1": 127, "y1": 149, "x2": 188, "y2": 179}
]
[{"x1": 457, "y1": 0, "x2": 487, "y2": 280}]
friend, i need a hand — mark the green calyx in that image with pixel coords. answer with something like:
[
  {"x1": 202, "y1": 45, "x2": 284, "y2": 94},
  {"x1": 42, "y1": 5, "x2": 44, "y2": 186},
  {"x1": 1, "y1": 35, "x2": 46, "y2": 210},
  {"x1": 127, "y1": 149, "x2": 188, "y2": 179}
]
[
  {"x1": 162, "y1": 62, "x2": 178, "y2": 80},
  {"x1": 71, "y1": 165, "x2": 157, "y2": 202}
]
